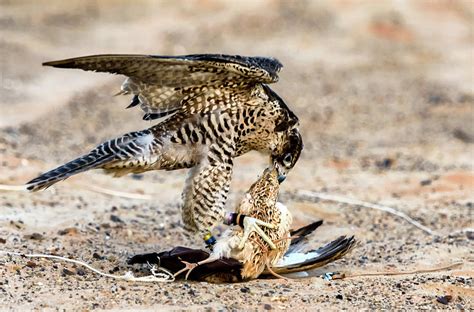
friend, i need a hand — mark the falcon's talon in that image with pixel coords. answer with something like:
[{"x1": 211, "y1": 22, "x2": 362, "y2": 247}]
[{"x1": 238, "y1": 216, "x2": 277, "y2": 250}]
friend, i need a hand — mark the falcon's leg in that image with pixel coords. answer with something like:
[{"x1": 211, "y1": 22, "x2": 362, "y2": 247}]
[
  {"x1": 223, "y1": 212, "x2": 277, "y2": 250},
  {"x1": 181, "y1": 144, "x2": 234, "y2": 247}
]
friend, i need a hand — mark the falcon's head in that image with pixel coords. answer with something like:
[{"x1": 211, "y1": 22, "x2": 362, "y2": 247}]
[{"x1": 271, "y1": 128, "x2": 303, "y2": 183}]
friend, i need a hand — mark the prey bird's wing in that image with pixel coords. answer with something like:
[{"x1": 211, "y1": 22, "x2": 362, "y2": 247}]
[{"x1": 43, "y1": 54, "x2": 282, "y2": 120}]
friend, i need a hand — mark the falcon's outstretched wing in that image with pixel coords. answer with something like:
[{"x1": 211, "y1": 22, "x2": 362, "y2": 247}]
[{"x1": 43, "y1": 54, "x2": 283, "y2": 120}]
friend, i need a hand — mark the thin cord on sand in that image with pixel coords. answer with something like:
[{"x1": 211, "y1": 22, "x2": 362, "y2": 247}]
[
  {"x1": 74, "y1": 183, "x2": 153, "y2": 200},
  {"x1": 293, "y1": 190, "x2": 439, "y2": 236},
  {"x1": 0, "y1": 183, "x2": 153, "y2": 200},
  {"x1": 334, "y1": 261, "x2": 463, "y2": 279},
  {"x1": 0, "y1": 251, "x2": 174, "y2": 283}
]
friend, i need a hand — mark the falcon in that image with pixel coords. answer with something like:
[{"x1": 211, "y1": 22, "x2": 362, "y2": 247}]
[{"x1": 26, "y1": 54, "x2": 303, "y2": 247}]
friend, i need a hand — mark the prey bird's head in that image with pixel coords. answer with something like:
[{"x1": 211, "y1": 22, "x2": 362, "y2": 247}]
[{"x1": 271, "y1": 128, "x2": 303, "y2": 183}]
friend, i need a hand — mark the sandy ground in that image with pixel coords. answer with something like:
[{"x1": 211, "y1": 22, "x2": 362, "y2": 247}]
[{"x1": 0, "y1": 0, "x2": 473, "y2": 310}]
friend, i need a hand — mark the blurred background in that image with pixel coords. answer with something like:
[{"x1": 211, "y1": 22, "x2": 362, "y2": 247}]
[{"x1": 0, "y1": 0, "x2": 472, "y2": 309}]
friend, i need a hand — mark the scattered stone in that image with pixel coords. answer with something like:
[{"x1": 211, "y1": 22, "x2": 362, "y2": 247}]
[
  {"x1": 240, "y1": 287, "x2": 250, "y2": 293},
  {"x1": 24, "y1": 233, "x2": 44, "y2": 240},
  {"x1": 453, "y1": 129, "x2": 474, "y2": 143},
  {"x1": 62, "y1": 268, "x2": 75, "y2": 276},
  {"x1": 76, "y1": 268, "x2": 87, "y2": 276},
  {"x1": 0, "y1": 238, "x2": 6, "y2": 244},
  {"x1": 436, "y1": 295, "x2": 452, "y2": 305},
  {"x1": 336, "y1": 294, "x2": 343, "y2": 300},
  {"x1": 10, "y1": 220, "x2": 24, "y2": 229},
  {"x1": 110, "y1": 215, "x2": 124, "y2": 223},
  {"x1": 92, "y1": 252, "x2": 105, "y2": 260},
  {"x1": 57, "y1": 227, "x2": 78, "y2": 236},
  {"x1": 25, "y1": 261, "x2": 37, "y2": 268},
  {"x1": 420, "y1": 179, "x2": 432, "y2": 186},
  {"x1": 427, "y1": 93, "x2": 448, "y2": 105},
  {"x1": 376, "y1": 158, "x2": 393, "y2": 170},
  {"x1": 263, "y1": 303, "x2": 272, "y2": 310}
]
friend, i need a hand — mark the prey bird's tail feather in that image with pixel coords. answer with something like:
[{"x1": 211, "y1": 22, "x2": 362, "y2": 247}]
[
  {"x1": 288, "y1": 220, "x2": 324, "y2": 253},
  {"x1": 26, "y1": 130, "x2": 153, "y2": 191},
  {"x1": 267, "y1": 236, "x2": 356, "y2": 275}
]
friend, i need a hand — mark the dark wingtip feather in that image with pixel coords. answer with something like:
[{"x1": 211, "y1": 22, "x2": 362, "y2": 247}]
[
  {"x1": 270, "y1": 235, "x2": 357, "y2": 275},
  {"x1": 290, "y1": 220, "x2": 323, "y2": 245},
  {"x1": 42, "y1": 59, "x2": 76, "y2": 68}
]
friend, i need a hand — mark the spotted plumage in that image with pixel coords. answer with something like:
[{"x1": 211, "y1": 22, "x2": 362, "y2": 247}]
[
  {"x1": 211, "y1": 165, "x2": 292, "y2": 279},
  {"x1": 171, "y1": 166, "x2": 355, "y2": 281},
  {"x1": 26, "y1": 54, "x2": 303, "y2": 241}
]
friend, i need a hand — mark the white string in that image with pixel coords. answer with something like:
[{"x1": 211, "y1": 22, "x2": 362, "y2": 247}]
[
  {"x1": 74, "y1": 183, "x2": 153, "y2": 200},
  {"x1": 0, "y1": 251, "x2": 174, "y2": 283},
  {"x1": 294, "y1": 190, "x2": 439, "y2": 235},
  {"x1": 0, "y1": 183, "x2": 153, "y2": 200}
]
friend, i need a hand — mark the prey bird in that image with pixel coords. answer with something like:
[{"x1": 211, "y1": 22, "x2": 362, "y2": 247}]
[
  {"x1": 130, "y1": 166, "x2": 355, "y2": 282},
  {"x1": 26, "y1": 54, "x2": 303, "y2": 248},
  {"x1": 174, "y1": 165, "x2": 293, "y2": 279}
]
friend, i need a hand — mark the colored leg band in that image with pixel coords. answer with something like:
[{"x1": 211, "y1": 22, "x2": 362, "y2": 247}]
[
  {"x1": 203, "y1": 232, "x2": 216, "y2": 246},
  {"x1": 223, "y1": 212, "x2": 246, "y2": 227}
]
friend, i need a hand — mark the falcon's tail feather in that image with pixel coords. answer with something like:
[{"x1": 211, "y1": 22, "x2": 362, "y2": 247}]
[{"x1": 26, "y1": 130, "x2": 153, "y2": 191}]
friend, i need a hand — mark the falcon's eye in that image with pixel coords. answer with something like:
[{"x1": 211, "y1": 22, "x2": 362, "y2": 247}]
[{"x1": 282, "y1": 153, "x2": 292, "y2": 167}]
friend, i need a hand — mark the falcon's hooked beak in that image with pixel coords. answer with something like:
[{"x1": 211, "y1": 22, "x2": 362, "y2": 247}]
[
  {"x1": 278, "y1": 174, "x2": 286, "y2": 184},
  {"x1": 274, "y1": 163, "x2": 287, "y2": 184}
]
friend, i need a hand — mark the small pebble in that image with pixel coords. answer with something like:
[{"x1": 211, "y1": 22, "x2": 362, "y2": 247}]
[
  {"x1": 92, "y1": 252, "x2": 105, "y2": 260},
  {"x1": 57, "y1": 227, "x2": 78, "y2": 236},
  {"x1": 24, "y1": 233, "x2": 44, "y2": 240},
  {"x1": 76, "y1": 268, "x2": 87, "y2": 276},
  {"x1": 110, "y1": 215, "x2": 124, "y2": 223},
  {"x1": 436, "y1": 295, "x2": 452, "y2": 305},
  {"x1": 62, "y1": 268, "x2": 75, "y2": 276},
  {"x1": 25, "y1": 261, "x2": 37, "y2": 268}
]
